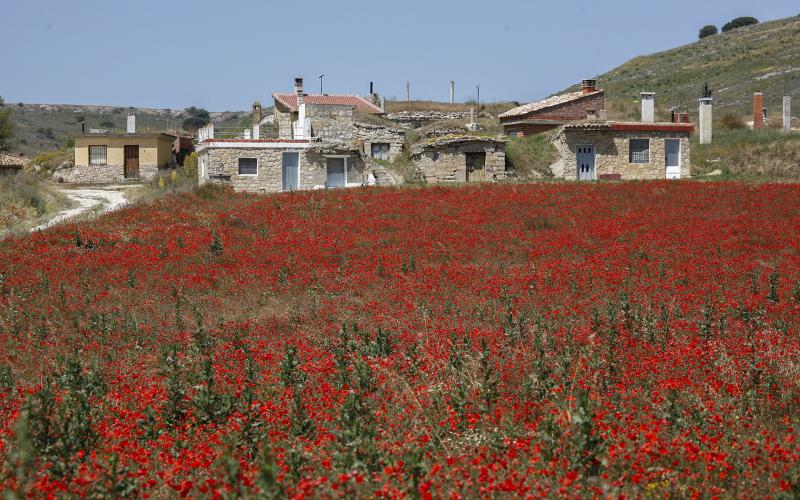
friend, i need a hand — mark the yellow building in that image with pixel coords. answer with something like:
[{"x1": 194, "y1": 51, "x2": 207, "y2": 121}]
[{"x1": 63, "y1": 133, "x2": 176, "y2": 183}]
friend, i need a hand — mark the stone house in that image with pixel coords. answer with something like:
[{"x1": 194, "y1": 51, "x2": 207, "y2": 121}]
[
  {"x1": 61, "y1": 130, "x2": 176, "y2": 183},
  {"x1": 551, "y1": 121, "x2": 693, "y2": 181},
  {"x1": 410, "y1": 135, "x2": 507, "y2": 183},
  {"x1": 196, "y1": 137, "x2": 370, "y2": 193},
  {"x1": 500, "y1": 80, "x2": 606, "y2": 137},
  {"x1": 272, "y1": 78, "x2": 404, "y2": 162},
  {"x1": 0, "y1": 153, "x2": 27, "y2": 176}
]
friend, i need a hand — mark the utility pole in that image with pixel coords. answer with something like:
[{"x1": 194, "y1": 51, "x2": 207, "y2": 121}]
[
  {"x1": 405, "y1": 81, "x2": 410, "y2": 102},
  {"x1": 319, "y1": 74, "x2": 325, "y2": 94},
  {"x1": 476, "y1": 84, "x2": 480, "y2": 108}
]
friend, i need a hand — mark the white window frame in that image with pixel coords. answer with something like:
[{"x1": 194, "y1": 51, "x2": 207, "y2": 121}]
[
  {"x1": 89, "y1": 145, "x2": 107, "y2": 165},
  {"x1": 238, "y1": 157, "x2": 258, "y2": 177},
  {"x1": 371, "y1": 143, "x2": 390, "y2": 160},
  {"x1": 629, "y1": 139, "x2": 650, "y2": 164},
  {"x1": 325, "y1": 155, "x2": 361, "y2": 188}
]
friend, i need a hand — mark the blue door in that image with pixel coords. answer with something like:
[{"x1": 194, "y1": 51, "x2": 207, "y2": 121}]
[
  {"x1": 282, "y1": 152, "x2": 299, "y2": 191},
  {"x1": 577, "y1": 146, "x2": 595, "y2": 181}
]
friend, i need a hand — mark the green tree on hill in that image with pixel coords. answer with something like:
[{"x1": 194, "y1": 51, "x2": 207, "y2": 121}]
[
  {"x1": 182, "y1": 106, "x2": 211, "y2": 133},
  {"x1": 0, "y1": 96, "x2": 14, "y2": 152},
  {"x1": 722, "y1": 17, "x2": 759, "y2": 32},
  {"x1": 699, "y1": 25, "x2": 718, "y2": 39}
]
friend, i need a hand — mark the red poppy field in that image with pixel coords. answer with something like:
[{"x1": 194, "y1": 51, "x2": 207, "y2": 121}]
[{"x1": 1, "y1": 182, "x2": 800, "y2": 497}]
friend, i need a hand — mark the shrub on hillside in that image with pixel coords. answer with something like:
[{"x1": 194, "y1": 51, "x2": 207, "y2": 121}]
[
  {"x1": 718, "y1": 113, "x2": 746, "y2": 130},
  {"x1": 722, "y1": 16, "x2": 758, "y2": 32},
  {"x1": 505, "y1": 133, "x2": 557, "y2": 179},
  {"x1": 699, "y1": 25, "x2": 718, "y2": 39}
]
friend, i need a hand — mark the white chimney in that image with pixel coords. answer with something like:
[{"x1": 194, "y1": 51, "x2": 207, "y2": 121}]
[
  {"x1": 699, "y1": 97, "x2": 713, "y2": 144},
  {"x1": 127, "y1": 114, "x2": 136, "y2": 133},
  {"x1": 294, "y1": 77, "x2": 304, "y2": 108},
  {"x1": 641, "y1": 93, "x2": 655, "y2": 123}
]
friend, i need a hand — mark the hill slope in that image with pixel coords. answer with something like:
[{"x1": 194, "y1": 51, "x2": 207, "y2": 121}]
[{"x1": 567, "y1": 16, "x2": 800, "y2": 118}]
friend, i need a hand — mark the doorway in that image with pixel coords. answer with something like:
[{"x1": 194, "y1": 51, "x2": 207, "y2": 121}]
[
  {"x1": 282, "y1": 152, "x2": 299, "y2": 191},
  {"x1": 465, "y1": 152, "x2": 485, "y2": 182},
  {"x1": 577, "y1": 145, "x2": 595, "y2": 181},
  {"x1": 124, "y1": 145, "x2": 139, "y2": 179},
  {"x1": 665, "y1": 139, "x2": 681, "y2": 179}
]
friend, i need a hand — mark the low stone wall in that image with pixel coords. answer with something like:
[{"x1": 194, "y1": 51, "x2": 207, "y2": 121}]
[
  {"x1": 412, "y1": 143, "x2": 506, "y2": 183},
  {"x1": 199, "y1": 147, "x2": 367, "y2": 193},
  {"x1": 553, "y1": 128, "x2": 691, "y2": 180},
  {"x1": 53, "y1": 163, "x2": 160, "y2": 183},
  {"x1": 387, "y1": 111, "x2": 472, "y2": 129}
]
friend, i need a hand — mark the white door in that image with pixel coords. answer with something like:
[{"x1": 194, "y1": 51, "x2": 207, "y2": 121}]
[
  {"x1": 577, "y1": 146, "x2": 595, "y2": 181},
  {"x1": 326, "y1": 158, "x2": 346, "y2": 188},
  {"x1": 665, "y1": 139, "x2": 681, "y2": 179},
  {"x1": 282, "y1": 152, "x2": 299, "y2": 191}
]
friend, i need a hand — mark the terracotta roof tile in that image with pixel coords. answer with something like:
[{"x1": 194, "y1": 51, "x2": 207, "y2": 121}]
[
  {"x1": 0, "y1": 154, "x2": 27, "y2": 167},
  {"x1": 499, "y1": 90, "x2": 604, "y2": 119},
  {"x1": 273, "y1": 93, "x2": 383, "y2": 114}
]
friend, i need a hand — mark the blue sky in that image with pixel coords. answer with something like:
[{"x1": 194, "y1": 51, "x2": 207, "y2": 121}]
[{"x1": 1, "y1": 0, "x2": 798, "y2": 110}]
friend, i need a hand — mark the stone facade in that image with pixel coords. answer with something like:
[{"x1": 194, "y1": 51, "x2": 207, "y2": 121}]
[
  {"x1": 501, "y1": 91, "x2": 606, "y2": 136},
  {"x1": 353, "y1": 122, "x2": 405, "y2": 161},
  {"x1": 197, "y1": 143, "x2": 367, "y2": 193},
  {"x1": 411, "y1": 137, "x2": 507, "y2": 183},
  {"x1": 552, "y1": 125, "x2": 692, "y2": 180},
  {"x1": 305, "y1": 104, "x2": 355, "y2": 142}
]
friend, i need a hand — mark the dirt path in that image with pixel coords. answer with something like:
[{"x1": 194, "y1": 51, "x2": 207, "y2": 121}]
[{"x1": 31, "y1": 186, "x2": 136, "y2": 232}]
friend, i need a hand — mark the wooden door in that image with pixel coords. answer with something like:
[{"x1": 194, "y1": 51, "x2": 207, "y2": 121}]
[
  {"x1": 577, "y1": 146, "x2": 595, "y2": 181},
  {"x1": 124, "y1": 145, "x2": 139, "y2": 179},
  {"x1": 465, "y1": 152, "x2": 485, "y2": 182}
]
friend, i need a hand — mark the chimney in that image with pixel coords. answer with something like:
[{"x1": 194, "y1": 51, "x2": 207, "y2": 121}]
[
  {"x1": 127, "y1": 114, "x2": 136, "y2": 134},
  {"x1": 369, "y1": 81, "x2": 374, "y2": 94},
  {"x1": 582, "y1": 79, "x2": 597, "y2": 95},
  {"x1": 699, "y1": 97, "x2": 713, "y2": 144},
  {"x1": 753, "y1": 92, "x2": 764, "y2": 129},
  {"x1": 295, "y1": 77, "x2": 304, "y2": 108},
  {"x1": 640, "y1": 93, "x2": 655, "y2": 123},
  {"x1": 252, "y1": 100, "x2": 262, "y2": 125},
  {"x1": 450, "y1": 81, "x2": 455, "y2": 104}
]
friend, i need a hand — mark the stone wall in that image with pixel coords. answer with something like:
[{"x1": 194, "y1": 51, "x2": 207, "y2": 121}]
[
  {"x1": 53, "y1": 163, "x2": 160, "y2": 183},
  {"x1": 199, "y1": 147, "x2": 367, "y2": 193},
  {"x1": 306, "y1": 104, "x2": 355, "y2": 142},
  {"x1": 386, "y1": 111, "x2": 472, "y2": 129},
  {"x1": 353, "y1": 122, "x2": 405, "y2": 161},
  {"x1": 275, "y1": 108, "x2": 294, "y2": 140},
  {"x1": 553, "y1": 128, "x2": 692, "y2": 180},
  {"x1": 412, "y1": 142, "x2": 506, "y2": 183}
]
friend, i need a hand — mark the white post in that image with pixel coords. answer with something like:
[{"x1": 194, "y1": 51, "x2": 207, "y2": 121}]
[
  {"x1": 252, "y1": 124, "x2": 260, "y2": 139},
  {"x1": 450, "y1": 81, "x2": 455, "y2": 104},
  {"x1": 244, "y1": 128, "x2": 251, "y2": 139},
  {"x1": 208, "y1": 124, "x2": 214, "y2": 140},
  {"x1": 405, "y1": 81, "x2": 410, "y2": 102},
  {"x1": 127, "y1": 114, "x2": 136, "y2": 133},
  {"x1": 784, "y1": 96, "x2": 792, "y2": 132},
  {"x1": 641, "y1": 92, "x2": 655, "y2": 123},
  {"x1": 699, "y1": 97, "x2": 713, "y2": 144},
  {"x1": 380, "y1": 96, "x2": 385, "y2": 112}
]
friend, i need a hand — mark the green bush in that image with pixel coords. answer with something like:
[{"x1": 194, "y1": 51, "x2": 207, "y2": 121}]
[
  {"x1": 505, "y1": 134, "x2": 558, "y2": 180},
  {"x1": 699, "y1": 25, "x2": 718, "y2": 39},
  {"x1": 722, "y1": 17, "x2": 758, "y2": 32}
]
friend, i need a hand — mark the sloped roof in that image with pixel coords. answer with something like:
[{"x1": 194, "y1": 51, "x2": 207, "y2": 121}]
[
  {"x1": 499, "y1": 89, "x2": 604, "y2": 119},
  {"x1": 564, "y1": 121, "x2": 694, "y2": 133},
  {"x1": 273, "y1": 93, "x2": 383, "y2": 114},
  {"x1": 0, "y1": 153, "x2": 27, "y2": 167}
]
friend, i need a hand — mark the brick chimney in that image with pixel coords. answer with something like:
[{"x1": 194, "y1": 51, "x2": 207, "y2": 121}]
[
  {"x1": 641, "y1": 92, "x2": 655, "y2": 123},
  {"x1": 295, "y1": 77, "x2": 304, "y2": 107},
  {"x1": 753, "y1": 92, "x2": 764, "y2": 129},
  {"x1": 582, "y1": 79, "x2": 597, "y2": 95}
]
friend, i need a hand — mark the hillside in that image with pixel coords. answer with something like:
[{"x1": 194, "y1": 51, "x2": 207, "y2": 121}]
[
  {"x1": 4, "y1": 103, "x2": 253, "y2": 156},
  {"x1": 566, "y1": 16, "x2": 800, "y2": 119}
]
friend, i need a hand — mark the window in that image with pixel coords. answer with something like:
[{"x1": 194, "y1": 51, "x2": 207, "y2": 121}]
[
  {"x1": 326, "y1": 157, "x2": 346, "y2": 188},
  {"x1": 371, "y1": 143, "x2": 390, "y2": 160},
  {"x1": 89, "y1": 145, "x2": 107, "y2": 165},
  {"x1": 430, "y1": 151, "x2": 440, "y2": 162},
  {"x1": 629, "y1": 139, "x2": 650, "y2": 164},
  {"x1": 238, "y1": 157, "x2": 258, "y2": 176}
]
